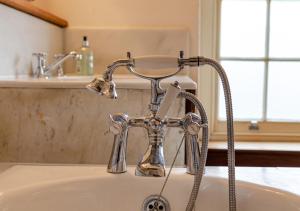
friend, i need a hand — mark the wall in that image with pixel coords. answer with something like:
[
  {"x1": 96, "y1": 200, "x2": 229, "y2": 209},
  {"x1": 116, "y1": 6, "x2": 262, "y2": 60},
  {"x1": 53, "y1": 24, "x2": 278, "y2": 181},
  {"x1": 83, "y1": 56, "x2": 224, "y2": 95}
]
[
  {"x1": 32, "y1": 0, "x2": 200, "y2": 80},
  {"x1": 0, "y1": 4, "x2": 64, "y2": 76},
  {"x1": 63, "y1": 28, "x2": 189, "y2": 74}
]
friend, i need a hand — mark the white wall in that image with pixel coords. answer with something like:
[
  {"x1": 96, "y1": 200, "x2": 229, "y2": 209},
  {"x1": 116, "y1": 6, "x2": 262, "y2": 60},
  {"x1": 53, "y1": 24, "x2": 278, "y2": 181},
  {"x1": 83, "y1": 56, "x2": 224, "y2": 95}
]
[
  {"x1": 0, "y1": 4, "x2": 64, "y2": 76},
  {"x1": 63, "y1": 28, "x2": 189, "y2": 75},
  {"x1": 32, "y1": 0, "x2": 200, "y2": 80}
]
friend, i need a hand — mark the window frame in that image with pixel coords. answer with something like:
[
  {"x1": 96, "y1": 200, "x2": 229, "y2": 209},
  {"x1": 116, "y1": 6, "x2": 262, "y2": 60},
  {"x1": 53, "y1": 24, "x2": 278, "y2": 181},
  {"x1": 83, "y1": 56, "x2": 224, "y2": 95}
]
[{"x1": 199, "y1": 0, "x2": 300, "y2": 142}]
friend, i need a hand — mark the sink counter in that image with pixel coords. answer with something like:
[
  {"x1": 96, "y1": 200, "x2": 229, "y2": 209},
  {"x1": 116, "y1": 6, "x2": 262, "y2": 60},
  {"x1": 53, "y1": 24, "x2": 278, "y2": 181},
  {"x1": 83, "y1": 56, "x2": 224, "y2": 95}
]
[{"x1": 0, "y1": 75, "x2": 197, "y2": 90}]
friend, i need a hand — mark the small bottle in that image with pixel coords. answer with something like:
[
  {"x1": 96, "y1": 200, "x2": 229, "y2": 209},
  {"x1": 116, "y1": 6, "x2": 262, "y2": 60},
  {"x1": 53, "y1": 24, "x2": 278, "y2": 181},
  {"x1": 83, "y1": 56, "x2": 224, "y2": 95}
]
[{"x1": 78, "y1": 36, "x2": 94, "y2": 75}]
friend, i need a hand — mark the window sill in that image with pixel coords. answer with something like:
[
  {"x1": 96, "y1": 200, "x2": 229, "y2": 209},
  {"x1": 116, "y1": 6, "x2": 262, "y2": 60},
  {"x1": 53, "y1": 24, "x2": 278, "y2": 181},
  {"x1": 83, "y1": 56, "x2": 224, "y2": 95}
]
[
  {"x1": 211, "y1": 132, "x2": 300, "y2": 142},
  {"x1": 209, "y1": 141, "x2": 300, "y2": 151},
  {"x1": 207, "y1": 141, "x2": 300, "y2": 167}
]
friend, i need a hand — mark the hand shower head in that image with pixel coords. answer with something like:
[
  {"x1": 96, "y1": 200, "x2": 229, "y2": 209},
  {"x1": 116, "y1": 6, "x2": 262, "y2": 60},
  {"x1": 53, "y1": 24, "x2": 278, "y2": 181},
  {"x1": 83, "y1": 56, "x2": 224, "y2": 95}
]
[{"x1": 86, "y1": 78, "x2": 117, "y2": 99}]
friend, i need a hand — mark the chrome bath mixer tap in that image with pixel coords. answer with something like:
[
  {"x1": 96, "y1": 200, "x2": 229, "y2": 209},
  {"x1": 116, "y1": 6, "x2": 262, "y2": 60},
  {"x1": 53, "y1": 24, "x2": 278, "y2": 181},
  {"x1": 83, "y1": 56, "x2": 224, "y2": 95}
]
[
  {"x1": 87, "y1": 53, "x2": 203, "y2": 176},
  {"x1": 87, "y1": 52, "x2": 237, "y2": 211}
]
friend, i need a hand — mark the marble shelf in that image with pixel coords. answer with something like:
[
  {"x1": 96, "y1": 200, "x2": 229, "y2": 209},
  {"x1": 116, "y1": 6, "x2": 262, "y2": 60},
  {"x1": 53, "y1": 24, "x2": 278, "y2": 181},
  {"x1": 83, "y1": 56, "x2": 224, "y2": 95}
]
[{"x1": 0, "y1": 75, "x2": 197, "y2": 90}]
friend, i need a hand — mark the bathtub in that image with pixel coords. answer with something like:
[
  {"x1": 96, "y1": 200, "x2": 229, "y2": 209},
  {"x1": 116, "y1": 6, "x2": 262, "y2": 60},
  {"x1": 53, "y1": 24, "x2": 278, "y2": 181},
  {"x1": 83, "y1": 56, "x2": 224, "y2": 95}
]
[{"x1": 0, "y1": 165, "x2": 298, "y2": 211}]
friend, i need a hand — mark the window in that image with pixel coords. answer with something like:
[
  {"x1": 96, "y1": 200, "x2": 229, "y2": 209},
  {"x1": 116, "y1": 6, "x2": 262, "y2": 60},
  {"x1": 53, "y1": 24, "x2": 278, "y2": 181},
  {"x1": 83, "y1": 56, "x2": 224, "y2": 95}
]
[{"x1": 200, "y1": 0, "x2": 300, "y2": 141}]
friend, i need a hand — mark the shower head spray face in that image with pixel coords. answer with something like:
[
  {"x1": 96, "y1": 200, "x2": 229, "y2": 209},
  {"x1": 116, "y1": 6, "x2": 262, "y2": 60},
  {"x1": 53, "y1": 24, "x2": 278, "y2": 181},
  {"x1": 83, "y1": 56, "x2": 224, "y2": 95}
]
[{"x1": 86, "y1": 78, "x2": 117, "y2": 99}]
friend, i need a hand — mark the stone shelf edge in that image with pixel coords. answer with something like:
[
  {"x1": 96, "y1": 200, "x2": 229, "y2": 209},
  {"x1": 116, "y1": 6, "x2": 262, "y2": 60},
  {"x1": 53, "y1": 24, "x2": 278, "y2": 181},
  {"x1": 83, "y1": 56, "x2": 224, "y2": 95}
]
[{"x1": 0, "y1": 75, "x2": 197, "y2": 90}]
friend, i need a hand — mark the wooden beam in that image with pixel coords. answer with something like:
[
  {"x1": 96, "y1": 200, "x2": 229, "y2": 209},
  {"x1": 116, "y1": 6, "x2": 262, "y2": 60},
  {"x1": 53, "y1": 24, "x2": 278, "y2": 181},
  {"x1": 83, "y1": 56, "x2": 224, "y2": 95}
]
[{"x1": 0, "y1": 0, "x2": 68, "y2": 28}]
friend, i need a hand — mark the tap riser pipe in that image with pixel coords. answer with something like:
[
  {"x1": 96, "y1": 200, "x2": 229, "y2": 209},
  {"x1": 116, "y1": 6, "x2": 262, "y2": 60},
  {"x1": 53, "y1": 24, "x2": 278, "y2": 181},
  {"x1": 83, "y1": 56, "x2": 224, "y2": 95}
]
[
  {"x1": 184, "y1": 133, "x2": 201, "y2": 175},
  {"x1": 107, "y1": 129, "x2": 128, "y2": 173}
]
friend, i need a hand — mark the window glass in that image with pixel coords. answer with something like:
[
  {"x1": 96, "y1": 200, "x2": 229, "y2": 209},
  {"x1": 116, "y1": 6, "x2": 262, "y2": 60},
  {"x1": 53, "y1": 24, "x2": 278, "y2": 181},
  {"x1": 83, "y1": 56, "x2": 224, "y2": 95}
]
[
  {"x1": 267, "y1": 62, "x2": 300, "y2": 121},
  {"x1": 219, "y1": 0, "x2": 300, "y2": 123},
  {"x1": 269, "y1": 0, "x2": 300, "y2": 58},
  {"x1": 220, "y1": 0, "x2": 267, "y2": 57},
  {"x1": 218, "y1": 61, "x2": 265, "y2": 120}
]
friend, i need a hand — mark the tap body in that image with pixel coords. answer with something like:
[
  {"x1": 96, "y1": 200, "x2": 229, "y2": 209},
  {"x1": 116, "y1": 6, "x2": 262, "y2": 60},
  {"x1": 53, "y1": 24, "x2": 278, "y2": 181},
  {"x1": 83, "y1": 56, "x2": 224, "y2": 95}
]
[
  {"x1": 108, "y1": 113, "x2": 203, "y2": 177},
  {"x1": 32, "y1": 51, "x2": 80, "y2": 78}
]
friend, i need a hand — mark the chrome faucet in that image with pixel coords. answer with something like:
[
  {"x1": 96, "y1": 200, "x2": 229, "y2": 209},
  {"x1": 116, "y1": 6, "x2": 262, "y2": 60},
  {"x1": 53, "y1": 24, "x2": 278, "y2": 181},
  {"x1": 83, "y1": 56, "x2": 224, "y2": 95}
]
[
  {"x1": 87, "y1": 53, "x2": 211, "y2": 176},
  {"x1": 32, "y1": 51, "x2": 81, "y2": 78},
  {"x1": 87, "y1": 52, "x2": 237, "y2": 211}
]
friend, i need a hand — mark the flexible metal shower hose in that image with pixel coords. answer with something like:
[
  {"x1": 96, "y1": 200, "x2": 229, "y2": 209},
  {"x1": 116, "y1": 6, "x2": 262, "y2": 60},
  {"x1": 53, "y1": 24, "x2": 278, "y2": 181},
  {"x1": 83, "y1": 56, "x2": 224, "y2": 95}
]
[
  {"x1": 199, "y1": 57, "x2": 236, "y2": 211},
  {"x1": 178, "y1": 91, "x2": 209, "y2": 211}
]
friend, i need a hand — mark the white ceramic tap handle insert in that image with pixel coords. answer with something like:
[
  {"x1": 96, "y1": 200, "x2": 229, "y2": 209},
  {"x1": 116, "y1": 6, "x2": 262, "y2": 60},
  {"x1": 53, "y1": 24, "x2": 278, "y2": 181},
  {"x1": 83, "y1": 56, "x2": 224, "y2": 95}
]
[
  {"x1": 133, "y1": 56, "x2": 179, "y2": 70},
  {"x1": 155, "y1": 82, "x2": 181, "y2": 120}
]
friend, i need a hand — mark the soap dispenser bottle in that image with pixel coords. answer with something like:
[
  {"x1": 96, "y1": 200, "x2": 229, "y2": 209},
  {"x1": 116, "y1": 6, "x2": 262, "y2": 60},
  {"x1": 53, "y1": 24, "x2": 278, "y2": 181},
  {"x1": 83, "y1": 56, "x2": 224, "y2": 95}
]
[{"x1": 78, "y1": 36, "x2": 94, "y2": 75}]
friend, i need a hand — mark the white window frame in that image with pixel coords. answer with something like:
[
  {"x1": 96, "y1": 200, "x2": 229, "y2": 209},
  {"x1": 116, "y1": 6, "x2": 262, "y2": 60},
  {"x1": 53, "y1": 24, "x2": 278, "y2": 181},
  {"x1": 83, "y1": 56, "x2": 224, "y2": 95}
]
[{"x1": 198, "y1": 0, "x2": 300, "y2": 142}]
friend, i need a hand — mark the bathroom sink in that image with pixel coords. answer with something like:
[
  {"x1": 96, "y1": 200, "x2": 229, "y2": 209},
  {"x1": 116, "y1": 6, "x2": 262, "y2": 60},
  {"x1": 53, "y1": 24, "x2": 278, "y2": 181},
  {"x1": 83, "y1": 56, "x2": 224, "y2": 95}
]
[{"x1": 0, "y1": 165, "x2": 298, "y2": 211}]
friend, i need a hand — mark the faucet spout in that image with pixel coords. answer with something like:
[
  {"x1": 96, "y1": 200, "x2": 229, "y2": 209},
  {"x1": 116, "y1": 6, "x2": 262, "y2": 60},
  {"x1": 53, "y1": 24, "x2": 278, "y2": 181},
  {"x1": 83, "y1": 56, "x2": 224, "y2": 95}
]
[
  {"x1": 44, "y1": 51, "x2": 80, "y2": 74},
  {"x1": 136, "y1": 118, "x2": 166, "y2": 177},
  {"x1": 32, "y1": 51, "x2": 80, "y2": 78},
  {"x1": 135, "y1": 142, "x2": 165, "y2": 177}
]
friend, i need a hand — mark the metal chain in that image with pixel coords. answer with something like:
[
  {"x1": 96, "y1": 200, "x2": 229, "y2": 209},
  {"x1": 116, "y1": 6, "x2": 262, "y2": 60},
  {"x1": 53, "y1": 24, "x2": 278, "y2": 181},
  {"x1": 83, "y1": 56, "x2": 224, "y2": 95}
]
[{"x1": 154, "y1": 135, "x2": 185, "y2": 208}]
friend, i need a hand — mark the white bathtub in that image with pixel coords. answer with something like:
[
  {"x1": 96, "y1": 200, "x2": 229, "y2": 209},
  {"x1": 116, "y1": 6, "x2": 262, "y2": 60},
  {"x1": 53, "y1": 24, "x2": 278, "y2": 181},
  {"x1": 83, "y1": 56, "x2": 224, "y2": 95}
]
[{"x1": 0, "y1": 165, "x2": 298, "y2": 211}]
